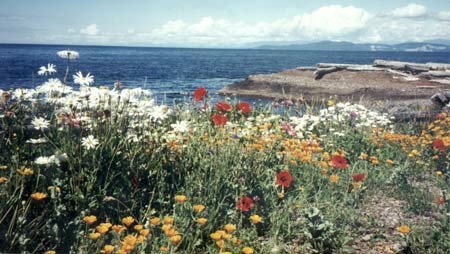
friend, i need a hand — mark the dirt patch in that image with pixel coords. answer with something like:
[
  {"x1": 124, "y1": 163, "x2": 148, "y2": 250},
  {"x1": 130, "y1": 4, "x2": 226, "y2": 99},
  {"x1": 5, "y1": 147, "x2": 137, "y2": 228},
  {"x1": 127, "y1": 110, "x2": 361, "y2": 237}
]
[{"x1": 349, "y1": 190, "x2": 444, "y2": 254}]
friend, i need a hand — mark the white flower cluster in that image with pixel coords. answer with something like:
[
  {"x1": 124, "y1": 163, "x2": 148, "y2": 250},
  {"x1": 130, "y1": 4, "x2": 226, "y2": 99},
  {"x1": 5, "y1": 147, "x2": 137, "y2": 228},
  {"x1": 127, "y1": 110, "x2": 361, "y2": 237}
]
[
  {"x1": 319, "y1": 102, "x2": 392, "y2": 128},
  {"x1": 287, "y1": 102, "x2": 392, "y2": 135},
  {"x1": 35, "y1": 153, "x2": 68, "y2": 166}
]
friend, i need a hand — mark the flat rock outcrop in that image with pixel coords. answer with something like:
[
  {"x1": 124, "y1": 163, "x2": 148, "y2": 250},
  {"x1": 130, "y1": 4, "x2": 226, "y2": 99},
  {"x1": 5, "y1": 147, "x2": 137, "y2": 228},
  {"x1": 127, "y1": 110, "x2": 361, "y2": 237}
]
[{"x1": 219, "y1": 60, "x2": 450, "y2": 103}]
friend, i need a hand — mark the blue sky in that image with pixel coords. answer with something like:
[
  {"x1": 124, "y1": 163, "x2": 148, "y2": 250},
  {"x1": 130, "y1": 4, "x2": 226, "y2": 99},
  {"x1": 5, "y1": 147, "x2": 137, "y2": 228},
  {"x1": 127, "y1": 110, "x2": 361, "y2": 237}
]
[{"x1": 1, "y1": 0, "x2": 450, "y2": 47}]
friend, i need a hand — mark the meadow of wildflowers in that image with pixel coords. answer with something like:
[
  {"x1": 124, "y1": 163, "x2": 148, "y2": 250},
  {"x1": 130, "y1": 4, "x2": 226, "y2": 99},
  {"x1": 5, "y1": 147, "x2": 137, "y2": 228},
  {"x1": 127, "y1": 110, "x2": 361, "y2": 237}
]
[{"x1": 0, "y1": 52, "x2": 450, "y2": 253}]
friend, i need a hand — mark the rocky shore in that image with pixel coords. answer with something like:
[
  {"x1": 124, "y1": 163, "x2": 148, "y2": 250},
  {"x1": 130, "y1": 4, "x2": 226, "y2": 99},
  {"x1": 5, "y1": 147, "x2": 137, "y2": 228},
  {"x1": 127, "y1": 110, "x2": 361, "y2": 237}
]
[
  {"x1": 219, "y1": 60, "x2": 450, "y2": 101},
  {"x1": 219, "y1": 60, "x2": 450, "y2": 105}
]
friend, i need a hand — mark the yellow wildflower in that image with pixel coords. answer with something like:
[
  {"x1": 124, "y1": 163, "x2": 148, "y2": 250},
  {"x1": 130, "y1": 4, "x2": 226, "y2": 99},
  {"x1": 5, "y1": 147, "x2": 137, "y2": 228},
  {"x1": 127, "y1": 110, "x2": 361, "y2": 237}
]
[
  {"x1": 175, "y1": 195, "x2": 187, "y2": 203},
  {"x1": 249, "y1": 214, "x2": 262, "y2": 224},
  {"x1": 396, "y1": 225, "x2": 410, "y2": 235},
  {"x1": 31, "y1": 192, "x2": 48, "y2": 201},
  {"x1": 386, "y1": 159, "x2": 394, "y2": 165},
  {"x1": 123, "y1": 234, "x2": 137, "y2": 246},
  {"x1": 169, "y1": 235, "x2": 182, "y2": 245},
  {"x1": 96, "y1": 223, "x2": 112, "y2": 234},
  {"x1": 139, "y1": 229, "x2": 150, "y2": 237},
  {"x1": 112, "y1": 224, "x2": 126, "y2": 234},
  {"x1": 134, "y1": 224, "x2": 143, "y2": 231},
  {"x1": 160, "y1": 246, "x2": 169, "y2": 252},
  {"x1": 47, "y1": 186, "x2": 61, "y2": 192},
  {"x1": 210, "y1": 232, "x2": 221, "y2": 241},
  {"x1": 216, "y1": 230, "x2": 226, "y2": 237},
  {"x1": 122, "y1": 216, "x2": 135, "y2": 227},
  {"x1": 163, "y1": 216, "x2": 174, "y2": 225},
  {"x1": 0, "y1": 177, "x2": 8, "y2": 183},
  {"x1": 329, "y1": 174, "x2": 339, "y2": 184},
  {"x1": 89, "y1": 232, "x2": 101, "y2": 240},
  {"x1": 44, "y1": 251, "x2": 56, "y2": 254},
  {"x1": 224, "y1": 224, "x2": 236, "y2": 233},
  {"x1": 83, "y1": 215, "x2": 97, "y2": 225},
  {"x1": 136, "y1": 235, "x2": 146, "y2": 243},
  {"x1": 233, "y1": 237, "x2": 242, "y2": 246},
  {"x1": 164, "y1": 227, "x2": 179, "y2": 237},
  {"x1": 193, "y1": 204, "x2": 206, "y2": 213},
  {"x1": 216, "y1": 239, "x2": 225, "y2": 249},
  {"x1": 17, "y1": 167, "x2": 34, "y2": 176},
  {"x1": 0, "y1": 165, "x2": 7, "y2": 170},
  {"x1": 197, "y1": 217, "x2": 208, "y2": 225},
  {"x1": 360, "y1": 153, "x2": 368, "y2": 160},
  {"x1": 150, "y1": 217, "x2": 161, "y2": 226},
  {"x1": 242, "y1": 247, "x2": 254, "y2": 254},
  {"x1": 100, "y1": 245, "x2": 114, "y2": 254}
]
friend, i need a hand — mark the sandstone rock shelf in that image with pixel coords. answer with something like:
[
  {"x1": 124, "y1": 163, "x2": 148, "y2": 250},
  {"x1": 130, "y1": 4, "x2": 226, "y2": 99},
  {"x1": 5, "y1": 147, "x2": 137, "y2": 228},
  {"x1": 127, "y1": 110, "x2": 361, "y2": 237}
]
[{"x1": 218, "y1": 60, "x2": 450, "y2": 103}]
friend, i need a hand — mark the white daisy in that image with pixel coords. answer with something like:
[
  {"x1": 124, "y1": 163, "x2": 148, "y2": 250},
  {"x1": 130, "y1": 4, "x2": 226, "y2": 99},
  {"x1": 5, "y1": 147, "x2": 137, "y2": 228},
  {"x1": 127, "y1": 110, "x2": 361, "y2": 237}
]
[
  {"x1": 81, "y1": 135, "x2": 99, "y2": 150},
  {"x1": 149, "y1": 105, "x2": 171, "y2": 122},
  {"x1": 73, "y1": 71, "x2": 94, "y2": 86},
  {"x1": 170, "y1": 120, "x2": 190, "y2": 133},
  {"x1": 37, "y1": 63, "x2": 57, "y2": 76},
  {"x1": 37, "y1": 78, "x2": 64, "y2": 94},
  {"x1": 12, "y1": 88, "x2": 36, "y2": 101},
  {"x1": 31, "y1": 117, "x2": 50, "y2": 130},
  {"x1": 26, "y1": 138, "x2": 48, "y2": 144},
  {"x1": 57, "y1": 50, "x2": 79, "y2": 60},
  {"x1": 35, "y1": 156, "x2": 53, "y2": 165}
]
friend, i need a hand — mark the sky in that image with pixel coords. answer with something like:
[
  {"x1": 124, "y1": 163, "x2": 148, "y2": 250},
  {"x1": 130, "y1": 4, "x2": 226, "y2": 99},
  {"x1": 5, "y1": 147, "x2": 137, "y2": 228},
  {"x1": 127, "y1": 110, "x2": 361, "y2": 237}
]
[{"x1": 1, "y1": 0, "x2": 450, "y2": 47}]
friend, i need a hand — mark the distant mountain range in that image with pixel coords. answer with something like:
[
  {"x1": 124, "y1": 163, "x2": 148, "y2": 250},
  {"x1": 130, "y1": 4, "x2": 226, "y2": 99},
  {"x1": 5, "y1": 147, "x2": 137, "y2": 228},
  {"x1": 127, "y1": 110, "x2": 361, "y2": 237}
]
[{"x1": 256, "y1": 40, "x2": 450, "y2": 52}]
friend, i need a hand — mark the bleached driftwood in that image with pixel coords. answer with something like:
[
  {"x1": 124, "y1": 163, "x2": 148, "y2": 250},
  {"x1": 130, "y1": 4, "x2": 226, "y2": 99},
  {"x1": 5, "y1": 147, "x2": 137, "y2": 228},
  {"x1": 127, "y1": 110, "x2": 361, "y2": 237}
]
[
  {"x1": 373, "y1": 60, "x2": 430, "y2": 74},
  {"x1": 419, "y1": 71, "x2": 450, "y2": 79},
  {"x1": 430, "y1": 79, "x2": 450, "y2": 84},
  {"x1": 317, "y1": 63, "x2": 382, "y2": 71},
  {"x1": 314, "y1": 67, "x2": 341, "y2": 80},
  {"x1": 317, "y1": 63, "x2": 361, "y2": 69},
  {"x1": 295, "y1": 66, "x2": 317, "y2": 71},
  {"x1": 426, "y1": 63, "x2": 450, "y2": 71},
  {"x1": 347, "y1": 66, "x2": 384, "y2": 71}
]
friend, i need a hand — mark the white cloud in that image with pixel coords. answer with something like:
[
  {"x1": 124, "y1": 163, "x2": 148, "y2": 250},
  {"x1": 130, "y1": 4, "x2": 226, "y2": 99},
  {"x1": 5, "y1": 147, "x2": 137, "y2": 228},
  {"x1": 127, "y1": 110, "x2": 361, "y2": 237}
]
[
  {"x1": 80, "y1": 24, "x2": 99, "y2": 36},
  {"x1": 147, "y1": 5, "x2": 370, "y2": 45},
  {"x1": 49, "y1": 4, "x2": 450, "y2": 46},
  {"x1": 391, "y1": 3, "x2": 427, "y2": 18},
  {"x1": 298, "y1": 5, "x2": 370, "y2": 37},
  {"x1": 438, "y1": 11, "x2": 450, "y2": 20}
]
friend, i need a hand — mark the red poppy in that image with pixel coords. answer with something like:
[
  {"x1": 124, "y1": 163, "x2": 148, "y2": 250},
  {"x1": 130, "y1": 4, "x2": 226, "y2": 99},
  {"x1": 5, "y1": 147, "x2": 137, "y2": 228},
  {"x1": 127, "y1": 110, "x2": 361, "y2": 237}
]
[
  {"x1": 194, "y1": 87, "x2": 207, "y2": 102},
  {"x1": 215, "y1": 101, "x2": 232, "y2": 112},
  {"x1": 276, "y1": 170, "x2": 292, "y2": 188},
  {"x1": 352, "y1": 173, "x2": 366, "y2": 182},
  {"x1": 237, "y1": 196, "x2": 255, "y2": 212},
  {"x1": 237, "y1": 102, "x2": 252, "y2": 114},
  {"x1": 331, "y1": 155, "x2": 348, "y2": 169},
  {"x1": 433, "y1": 139, "x2": 446, "y2": 151},
  {"x1": 212, "y1": 113, "x2": 228, "y2": 126}
]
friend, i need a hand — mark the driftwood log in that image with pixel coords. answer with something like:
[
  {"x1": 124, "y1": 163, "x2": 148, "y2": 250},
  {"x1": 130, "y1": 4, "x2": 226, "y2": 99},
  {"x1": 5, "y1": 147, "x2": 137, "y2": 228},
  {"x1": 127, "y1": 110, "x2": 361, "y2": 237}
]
[
  {"x1": 373, "y1": 60, "x2": 430, "y2": 74},
  {"x1": 311, "y1": 60, "x2": 450, "y2": 80},
  {"x1": 419, "y1": 71, "x2": 450, "y2": 79},
  {"x1": 314, "y1": 67, "x2": 342, "y2": 80}
]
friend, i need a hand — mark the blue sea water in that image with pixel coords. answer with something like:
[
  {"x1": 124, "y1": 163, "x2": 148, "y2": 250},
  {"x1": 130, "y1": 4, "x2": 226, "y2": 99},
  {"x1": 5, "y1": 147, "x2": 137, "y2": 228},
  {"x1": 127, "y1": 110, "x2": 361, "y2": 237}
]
[{"x1": 1, "y1": 43, "x2": 450, "y2": 103}]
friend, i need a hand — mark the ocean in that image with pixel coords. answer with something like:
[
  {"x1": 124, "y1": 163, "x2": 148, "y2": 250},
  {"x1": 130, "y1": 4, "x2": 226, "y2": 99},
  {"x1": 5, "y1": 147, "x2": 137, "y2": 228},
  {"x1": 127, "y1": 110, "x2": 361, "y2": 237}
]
[{"x1": 1, "y1": 43, "x2": 450, "y2": 103}]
